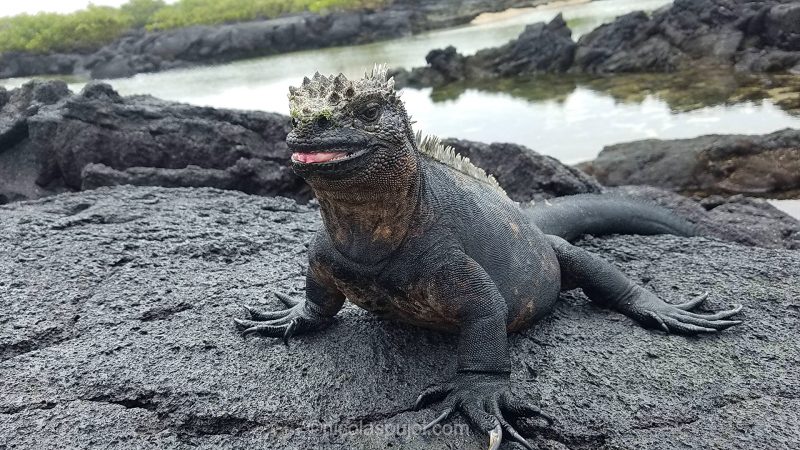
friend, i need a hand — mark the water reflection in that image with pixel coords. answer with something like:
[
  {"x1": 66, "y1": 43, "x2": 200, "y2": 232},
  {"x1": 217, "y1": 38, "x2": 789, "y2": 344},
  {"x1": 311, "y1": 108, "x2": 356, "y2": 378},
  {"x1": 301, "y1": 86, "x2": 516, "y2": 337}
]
[
  {"x1": 396, "y1": 70, "x2": 800, "y2": 163},
  {"x1": 427, "y1": 70, "x2": 800, "y2": 115}
]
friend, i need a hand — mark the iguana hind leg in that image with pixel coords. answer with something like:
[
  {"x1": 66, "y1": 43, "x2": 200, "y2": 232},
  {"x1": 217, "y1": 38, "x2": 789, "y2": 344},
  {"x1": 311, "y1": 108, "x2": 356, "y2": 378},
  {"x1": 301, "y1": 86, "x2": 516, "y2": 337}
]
[{"x1": 546, "y1": 235, "x2": 742, "y2": 334}]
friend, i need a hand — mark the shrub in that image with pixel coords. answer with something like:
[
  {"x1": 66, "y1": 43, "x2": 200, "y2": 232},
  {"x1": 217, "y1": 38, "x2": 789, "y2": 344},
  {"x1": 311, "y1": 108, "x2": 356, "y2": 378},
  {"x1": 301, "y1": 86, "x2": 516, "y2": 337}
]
[
  {"x1": 0, "y1": 0, "x2": 388, "y2": 54},
  {"x1": 120, "y1": 0, "x2": 167, "y2": 28},
  {"x1": 146, "y1": 0, "x2": 387, "y2": 31},
  {"x1": 0, "y1": 6, "x2": 133, "y2": 54}
]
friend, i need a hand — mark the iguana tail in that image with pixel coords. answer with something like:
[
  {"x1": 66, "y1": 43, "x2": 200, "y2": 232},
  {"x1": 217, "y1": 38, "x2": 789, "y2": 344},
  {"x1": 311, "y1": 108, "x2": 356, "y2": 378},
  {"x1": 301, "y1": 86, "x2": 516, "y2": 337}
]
[{"x1": 524, "y1": 193, "x2": 697, "y2": 242}]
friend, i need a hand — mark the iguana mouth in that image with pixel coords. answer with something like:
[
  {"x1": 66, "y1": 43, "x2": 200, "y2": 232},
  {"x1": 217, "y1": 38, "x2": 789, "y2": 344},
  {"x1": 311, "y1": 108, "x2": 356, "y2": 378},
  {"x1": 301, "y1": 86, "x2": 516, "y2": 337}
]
[{"x1": 291, "y1": 148, "x2": 369, "y2": 165}]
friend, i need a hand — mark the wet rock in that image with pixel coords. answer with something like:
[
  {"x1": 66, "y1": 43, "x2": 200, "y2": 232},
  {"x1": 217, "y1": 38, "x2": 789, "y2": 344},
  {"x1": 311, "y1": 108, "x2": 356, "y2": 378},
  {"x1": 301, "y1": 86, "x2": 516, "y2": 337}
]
[
  {"x1": 609, "y1": 185, "x2": 800, "y2": 250},
  {"x1": 394, "y1": 15, "x2": 576, "y2": 88},
  {"x1": 0, "y1": 52, "x2": 83, "y2": 79},
  {"x1": 0, "y1": 80, "x2": 73, "y2": 203},
  {"x1": 0, "y1": 185, "x2": 798, "y2": 449},
  {"x1": 574, "y1": 0, "x2": 800, "y2": 74},
  {"x1": 0, "y1": 81, "x2": 307, "y2": 204},
  {"x1": 443, "y1": 138, "x2": 601, "y2": 202},
  {"x1": 395, "y1": 0, "x2": 800, "y2": 87},
  {"x1": 578, "y1": 129, "x2": 800, "y2": 197},
  {"x1": 763, "y1": 3, "x2": 800, "y2": 51},
  {"x1": 572, "y1": 10, "x2": 680, "y2": 73},
  {"x1": 81, "y1": 160, "x2": 311, "y2": 200}
]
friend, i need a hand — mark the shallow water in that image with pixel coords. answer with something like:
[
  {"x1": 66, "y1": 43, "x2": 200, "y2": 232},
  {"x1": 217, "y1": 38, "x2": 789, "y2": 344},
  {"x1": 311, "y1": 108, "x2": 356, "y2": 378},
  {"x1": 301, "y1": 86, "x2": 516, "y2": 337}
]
[
  {"x1": 2, "y1": 0, "x2": 799, "y2": 166},
  {"x1": 770, "y1": 200, "x2": 800, "y2": 221}
]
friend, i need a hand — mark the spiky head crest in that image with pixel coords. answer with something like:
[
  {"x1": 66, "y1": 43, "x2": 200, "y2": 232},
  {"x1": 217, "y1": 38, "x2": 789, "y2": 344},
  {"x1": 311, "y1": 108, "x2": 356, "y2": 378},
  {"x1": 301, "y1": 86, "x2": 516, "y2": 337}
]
[
  {"x1": 288, "y1": 64, "x2": 396, "y2": 124},
  {"x1": 287, "y1": 65, "x2": 507, "y2": 199}
]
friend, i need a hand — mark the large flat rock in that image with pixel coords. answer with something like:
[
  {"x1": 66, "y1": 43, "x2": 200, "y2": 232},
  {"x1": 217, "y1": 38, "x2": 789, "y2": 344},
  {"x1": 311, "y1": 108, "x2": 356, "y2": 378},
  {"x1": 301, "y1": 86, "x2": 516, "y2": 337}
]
[
  {"x1": 578, "y1": 129, "x2": 800, "y2": 198},
  {"x1": 1, "y1": 186, "x2": 798, "y2": 449}
]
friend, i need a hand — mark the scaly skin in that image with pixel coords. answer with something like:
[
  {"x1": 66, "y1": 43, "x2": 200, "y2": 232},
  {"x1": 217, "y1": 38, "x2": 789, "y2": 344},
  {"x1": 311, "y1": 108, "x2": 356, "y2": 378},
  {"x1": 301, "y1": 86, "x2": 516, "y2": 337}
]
[{"x1": 234, "y1": 67, "x2": 742, "y2": 449}]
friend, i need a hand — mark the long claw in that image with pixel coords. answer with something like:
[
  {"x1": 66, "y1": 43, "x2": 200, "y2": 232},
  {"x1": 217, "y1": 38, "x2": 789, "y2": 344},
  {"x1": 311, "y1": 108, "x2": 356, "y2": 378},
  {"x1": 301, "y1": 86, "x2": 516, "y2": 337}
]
[
  {"x1": 283, "y1": 319, "x2": 298, "y2": 346},
  {"x1": 538, "y1": 410, "x2": 555, "y2": 424},
  {"x1": 233, "y1": 318, "x2": 253, "y2": 331},
  {"x1": 414, "y1": 384, "x2": 450, "y2": 410},
  {"x1": 504, "y1": 426, "x2": 533, "y2": 450},
  {"x1": 675, "y1": 292, "x2": 709, "y2": 311},
  {"x1": 275, "y1": 292, "x2": 300, "y2": 307},
  {"x1": 491, "y1": 402, "x2": 534, "y2": 450},
  {"x1": 235, "y1": 319, "x2": 287, "y2": 337},
  {"x1": 683, "y1": 304, "x2": 742, "y2": 321},
  {"x1": 235, "y1": 317, "x2": 289, "y2": 330},
  {"x1": 242, "y1": 325, "x2": 281, "y2": 337},
  {"x1": 663, "y1": 316, "x2": 717, "y2": 334},
  {"x1": 243, "y1": 305, "x2": 290, "y2": 321},
  {"x1": 488, "y1": 424, "x2": 502, "y2": 450},
  {"x1": 502, "y1": 396, "x2": 553, "y2": 423},
  {"x1": 671, "y1": 312, "x2": 741, "y2": 330},
  {"x1": 423, "y1": 408, "x2": 453, "y2": 432},
  {"x1": 647, "y1": 311, "x2": 670, "y2": 333}
]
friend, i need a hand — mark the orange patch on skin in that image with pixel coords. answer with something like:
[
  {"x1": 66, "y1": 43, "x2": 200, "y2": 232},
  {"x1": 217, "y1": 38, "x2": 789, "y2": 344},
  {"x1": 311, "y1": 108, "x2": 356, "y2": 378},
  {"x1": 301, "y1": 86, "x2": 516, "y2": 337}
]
[
  {"x1": 310, "y1": 261, "x2": 336, "y2": 286},
  {"x1": 342, "y1": 280, "x2": 460, "y2": 333},
  {"x1": 508, "y1": 300, "x2": 535, "y2": 332},
  {"x1": 372, "y1": 224, "x2": 394, "y2": 242}
]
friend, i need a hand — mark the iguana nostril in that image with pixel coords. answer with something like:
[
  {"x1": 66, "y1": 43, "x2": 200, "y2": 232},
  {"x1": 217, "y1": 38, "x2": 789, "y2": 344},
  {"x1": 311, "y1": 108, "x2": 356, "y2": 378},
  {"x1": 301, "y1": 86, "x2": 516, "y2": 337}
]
[{"x1": 316, "y1": 116, "x2": 331, "y2": 129}]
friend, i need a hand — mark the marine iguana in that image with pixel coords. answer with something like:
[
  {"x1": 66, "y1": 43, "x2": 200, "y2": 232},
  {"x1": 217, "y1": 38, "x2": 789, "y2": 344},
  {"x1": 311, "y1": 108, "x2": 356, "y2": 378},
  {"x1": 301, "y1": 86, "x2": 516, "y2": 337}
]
[{"x1": 234, "y1": 66, "x2": 743, "y2": 449}]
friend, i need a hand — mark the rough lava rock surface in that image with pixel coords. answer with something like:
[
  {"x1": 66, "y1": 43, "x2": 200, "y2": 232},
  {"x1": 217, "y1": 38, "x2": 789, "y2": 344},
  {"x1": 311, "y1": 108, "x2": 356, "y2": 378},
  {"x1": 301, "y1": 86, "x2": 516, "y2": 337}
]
[
  {"x1": 443, "y1": 137, "x2": 601, "y2": 201},
  {"x1": 578, "y1": 129, "x2": 800, "y2": 197},
  {"x1": 609, "y1": 185, "x2": 800, "y2": 250},
  {"x1": 0, "y1": 186, "x2": 798, "y2": 449},
  {"x1": 0, "y1": 81, "x2": 307, "y2": 204},
  {"x1": 574, "y1": 0, "x2": 800, "y2": 74},
  {"x1": 393, "y1": 14, "x2": 576, "y2": 88},
  {"x1": 0, "y1": 80, "x2": 73, "y2": 203}
]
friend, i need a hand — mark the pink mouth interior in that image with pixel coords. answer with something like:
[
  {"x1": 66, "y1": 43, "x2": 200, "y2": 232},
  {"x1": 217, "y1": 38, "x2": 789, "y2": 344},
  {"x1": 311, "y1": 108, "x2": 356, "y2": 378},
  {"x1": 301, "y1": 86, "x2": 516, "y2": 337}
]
[{"x1": 292, "y1": 152, "x2": 347, "y2": 164}]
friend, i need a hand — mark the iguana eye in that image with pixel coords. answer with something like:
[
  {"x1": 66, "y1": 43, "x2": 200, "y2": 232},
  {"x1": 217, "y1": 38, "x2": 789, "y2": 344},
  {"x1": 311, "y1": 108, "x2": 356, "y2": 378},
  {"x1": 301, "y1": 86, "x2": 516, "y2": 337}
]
[{"x1": 359, "y1": 104, "x2": 381, "y2": 122}]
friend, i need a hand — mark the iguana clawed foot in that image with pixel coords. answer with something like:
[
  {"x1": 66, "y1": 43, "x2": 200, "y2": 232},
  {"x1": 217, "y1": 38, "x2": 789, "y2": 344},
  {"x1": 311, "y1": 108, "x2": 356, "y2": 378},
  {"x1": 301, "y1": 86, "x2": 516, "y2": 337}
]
[
  {"x1": 234, "y1": 292, "x2": 331, "y2": 344},
  {"x1": 623, "y1": 290, "x2": 743, "y2": 335},
  {"x1": 415, "y1": 371, "x2": 551, "y2": 450}
]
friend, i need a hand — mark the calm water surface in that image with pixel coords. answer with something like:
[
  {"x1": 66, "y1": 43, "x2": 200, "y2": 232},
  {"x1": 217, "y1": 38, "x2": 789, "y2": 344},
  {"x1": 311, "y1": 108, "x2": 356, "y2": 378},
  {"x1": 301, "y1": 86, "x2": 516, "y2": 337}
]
[{"x1": 2, "y1": 0, "x2": 799, "y2": 168}]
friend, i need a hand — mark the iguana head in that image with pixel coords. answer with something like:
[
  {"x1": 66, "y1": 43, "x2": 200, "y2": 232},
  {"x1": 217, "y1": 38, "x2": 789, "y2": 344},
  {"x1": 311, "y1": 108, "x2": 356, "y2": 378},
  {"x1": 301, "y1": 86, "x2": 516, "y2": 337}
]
[{"x1": 286, "y1": 65, "x2": 418, "y2": 191}]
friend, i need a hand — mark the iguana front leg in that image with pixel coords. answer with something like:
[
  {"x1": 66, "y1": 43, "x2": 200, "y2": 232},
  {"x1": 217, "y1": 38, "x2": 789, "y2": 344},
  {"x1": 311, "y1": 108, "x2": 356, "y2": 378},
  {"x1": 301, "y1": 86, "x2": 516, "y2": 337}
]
[
  {"x1": 414, "y1": 255, "x2": 549, "y2": 450},
  {"x1": 234, "y1": 260, "x2": 345, "y2": 344}
]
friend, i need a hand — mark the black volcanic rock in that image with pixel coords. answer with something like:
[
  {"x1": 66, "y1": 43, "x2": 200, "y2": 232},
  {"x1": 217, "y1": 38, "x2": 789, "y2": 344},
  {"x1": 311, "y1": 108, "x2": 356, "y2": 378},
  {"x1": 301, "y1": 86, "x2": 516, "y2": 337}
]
[
  {"x1": 573, "y1": 0, "x2": 800, "y2": 74},
  {"x1": 0, "y1": 185, "x2": 798, "y2": 449},
  {"x1": 608, "y1": 185, "x2": 800, "y2": 250},
  {"x1": 0, "y1": 81, "x2": 309, "y2": 204},
  {"x1": 394, "y1": 0, "x2": 800, "y2": 89},
  {"x1": 393, "y1": 14, "x2": 576, "y2": 88},
  {"x1": 578, "y1": 129, "x2": 800, "y2": 197},
  {"x1": 443, "y1": 138, "x2": 602, "y2": 202}
]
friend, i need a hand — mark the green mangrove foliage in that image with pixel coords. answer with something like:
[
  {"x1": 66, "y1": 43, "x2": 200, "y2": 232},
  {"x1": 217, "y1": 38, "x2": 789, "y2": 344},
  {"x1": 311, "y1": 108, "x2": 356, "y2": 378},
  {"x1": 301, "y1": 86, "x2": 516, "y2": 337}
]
[
  {"x1": 0, "y1": 5, "x2": 137, "y2": 54},
  {"x1": 146, "y1": 0, "x2": 386, "y2": 30},
  {"x1": 121, "y1": 0, "x2": 168, "y2": 28},
  {"x1": 0, "y1": 0, "x2": 387, "y2": 54}
]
